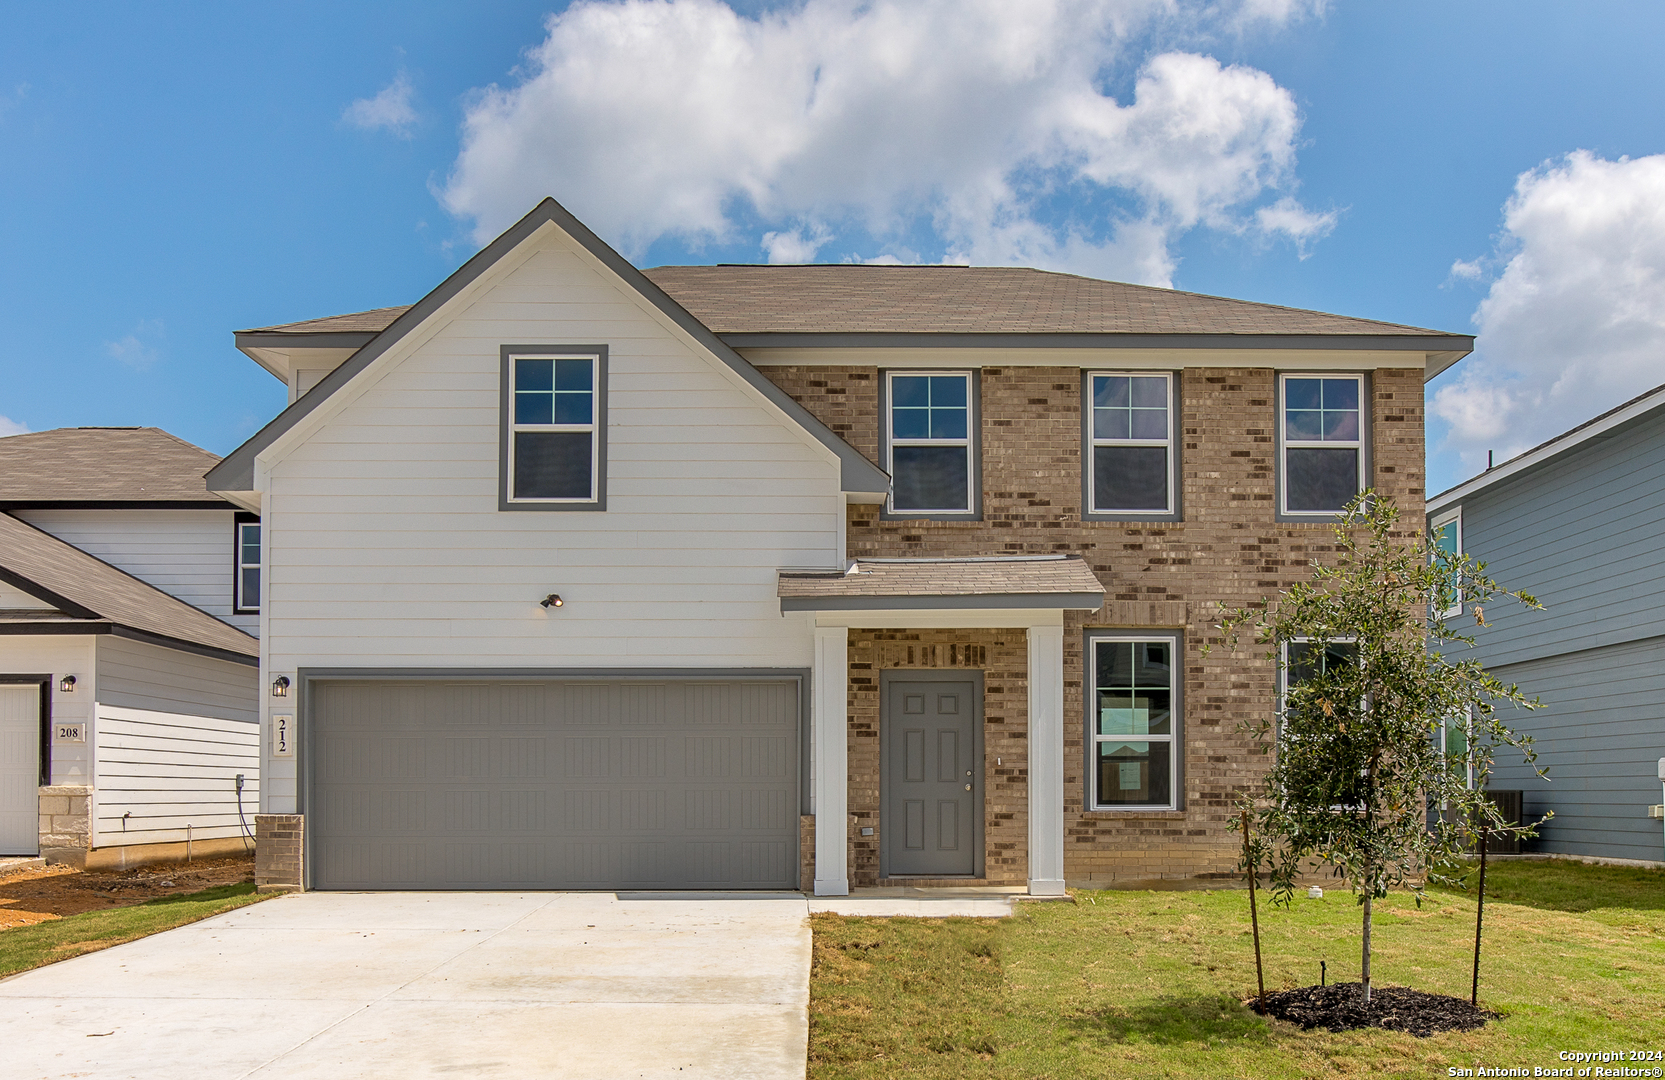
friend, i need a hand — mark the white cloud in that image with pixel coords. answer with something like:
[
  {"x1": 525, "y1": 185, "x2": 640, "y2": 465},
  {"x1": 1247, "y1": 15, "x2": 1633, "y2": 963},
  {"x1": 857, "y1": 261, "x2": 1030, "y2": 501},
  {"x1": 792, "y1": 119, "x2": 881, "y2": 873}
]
[
  {"x1": 761, "y1": 223, "x2": 831, "y2": 263},
  {"x1": 105, "y1": 318, "x2": 164, "y2": 370},
  {"x1": 1432, "y1": 151, "x2": 1665, "y2": 473},
  {"x1": 1446, "y1": 257, "x2": 1484, "y2": 283},
  {"x1": 0, "y1": 415, "x2": 27, "y2": 437},
  {"x1": 440, "y1": 0, "x2": 1328, "y2": 284},
  {"x1": 343, "y1": 73, "x2": 418, "y2": 137}
]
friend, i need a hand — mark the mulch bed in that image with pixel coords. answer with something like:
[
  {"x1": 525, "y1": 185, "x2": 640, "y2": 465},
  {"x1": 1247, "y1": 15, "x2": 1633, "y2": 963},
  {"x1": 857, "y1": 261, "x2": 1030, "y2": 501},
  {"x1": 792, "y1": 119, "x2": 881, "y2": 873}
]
[{"x1": 1251, "y1": 982, "x2": 1497, "y2": 1037}]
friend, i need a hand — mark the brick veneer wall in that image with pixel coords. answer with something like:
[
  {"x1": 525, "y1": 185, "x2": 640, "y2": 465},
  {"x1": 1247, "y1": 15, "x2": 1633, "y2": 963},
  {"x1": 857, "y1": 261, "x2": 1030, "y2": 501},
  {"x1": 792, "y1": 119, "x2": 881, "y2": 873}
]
[
  {"x1": 255, "y1": 814, "x2": 305, "y2": 893},
  {"x1": 761, "y1": 363, "x2": 1426, "y2": 884}
]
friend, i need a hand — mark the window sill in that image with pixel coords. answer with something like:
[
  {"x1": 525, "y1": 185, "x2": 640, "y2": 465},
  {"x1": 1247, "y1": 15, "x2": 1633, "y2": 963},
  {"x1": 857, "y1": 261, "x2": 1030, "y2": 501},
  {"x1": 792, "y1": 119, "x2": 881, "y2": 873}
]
[{"x1": 1081, "y1": 809, "x2": 1186, "y2": 818}]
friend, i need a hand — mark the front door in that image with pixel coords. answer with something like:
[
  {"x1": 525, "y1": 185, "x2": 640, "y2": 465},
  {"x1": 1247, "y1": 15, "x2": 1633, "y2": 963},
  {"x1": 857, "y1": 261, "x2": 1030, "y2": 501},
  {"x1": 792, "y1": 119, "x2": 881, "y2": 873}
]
[
  {"x1": 883, "y1": 676, "x2": 979, "y2": 877},
  {"x1": 0, "y1": 683, "x2": 41, "y2": 855}
]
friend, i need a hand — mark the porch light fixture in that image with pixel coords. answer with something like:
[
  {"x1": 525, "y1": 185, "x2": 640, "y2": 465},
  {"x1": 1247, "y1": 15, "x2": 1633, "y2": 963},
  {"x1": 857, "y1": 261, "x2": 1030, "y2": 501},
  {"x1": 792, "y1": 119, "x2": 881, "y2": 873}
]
[
  {"x1": 59, "y1": 675, "x2": 76, "y2": 693},
  {"x1": 540, "y1": 593, "x2": 564, "y2": 608},
  {"x1": 271, "y1": 676, "x2": 291, "y2": 698}
]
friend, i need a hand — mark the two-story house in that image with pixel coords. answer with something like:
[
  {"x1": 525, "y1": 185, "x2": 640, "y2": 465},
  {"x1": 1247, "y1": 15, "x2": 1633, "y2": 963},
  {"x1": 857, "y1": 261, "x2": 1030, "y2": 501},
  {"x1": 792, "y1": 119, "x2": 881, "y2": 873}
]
[
  {"x1": 1427, "y1": 381, "x2": 1665, "y2": 866},
  {"x1": 0, "y1": 427, "x2": 260, "y2": 867},
  {"x1": 207, "y1": 198, "x2": 1470, "y2": 895}
]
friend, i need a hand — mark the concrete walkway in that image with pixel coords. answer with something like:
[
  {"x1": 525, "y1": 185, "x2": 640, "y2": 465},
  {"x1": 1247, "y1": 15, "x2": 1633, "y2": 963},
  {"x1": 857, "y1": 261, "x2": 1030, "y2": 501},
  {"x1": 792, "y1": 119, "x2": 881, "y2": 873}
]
[{"x1": 0, "y1": 891, "x2": 812, "y2": 1080}]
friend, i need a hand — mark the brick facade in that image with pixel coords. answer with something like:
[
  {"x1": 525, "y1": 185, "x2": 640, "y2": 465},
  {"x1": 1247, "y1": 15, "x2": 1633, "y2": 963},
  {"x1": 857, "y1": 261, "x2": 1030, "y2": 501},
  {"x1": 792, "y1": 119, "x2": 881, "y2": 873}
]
[
  {"x1": 255, "y1": 814, "x2": 305, "y2": 893},
  {"x1": 763, "y1": 362, "x2": 1426, "y2": 885}
]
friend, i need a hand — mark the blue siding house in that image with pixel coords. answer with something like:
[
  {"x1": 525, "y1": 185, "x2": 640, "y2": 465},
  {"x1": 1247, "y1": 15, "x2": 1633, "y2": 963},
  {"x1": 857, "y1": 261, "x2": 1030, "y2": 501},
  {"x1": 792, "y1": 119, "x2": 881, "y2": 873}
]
[{"x1": 1428, "y1": 381, "x2": 1665, "y2": 865}]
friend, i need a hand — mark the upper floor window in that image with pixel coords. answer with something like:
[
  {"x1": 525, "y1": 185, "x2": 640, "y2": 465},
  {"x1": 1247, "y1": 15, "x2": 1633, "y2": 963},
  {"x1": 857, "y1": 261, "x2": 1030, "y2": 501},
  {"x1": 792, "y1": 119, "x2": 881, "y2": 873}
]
[
  {"x1": 1088, "y1": 634, "x2": 1179, "y2": 810},
  {"x1": 501, "y1": 347, "x2": 607, "y2": 510},
  {"x1": 234, "y1": 514, "x2": 260, "y2": 613},
  {"x1": 886, "y1": 371, "x2": 976, "y2": 516},
  {"x1": 1086, "y1": 372, "x2": 1174, "y2": 517},
  {"x1": 1280, "y1": 374, "x2": 1365, "y2": 516},
  {"x1": 1429, "y1": 507, "x2": 1462, "y2": 619}
]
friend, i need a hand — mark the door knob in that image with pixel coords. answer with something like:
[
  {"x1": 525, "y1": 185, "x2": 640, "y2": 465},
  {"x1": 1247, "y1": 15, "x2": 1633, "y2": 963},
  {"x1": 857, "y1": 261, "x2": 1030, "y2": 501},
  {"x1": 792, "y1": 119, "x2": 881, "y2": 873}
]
[{"x1": 964, "y1": 783, "x2": 972, "y2": 791}]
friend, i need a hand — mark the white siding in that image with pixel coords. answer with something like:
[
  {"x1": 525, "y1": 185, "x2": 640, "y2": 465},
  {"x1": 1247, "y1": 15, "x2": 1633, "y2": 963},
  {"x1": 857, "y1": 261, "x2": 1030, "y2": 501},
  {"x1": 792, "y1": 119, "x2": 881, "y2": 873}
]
[
  {"x1": 92, "y1": 704, "x2": 259, "y2": 847},
  {"x1": 260, "y1": 235, "x2": 837, "y2": 812},
  {"x1": 0, "y1": 636, "x2": 96, "y2": 784},
  {"x1": 96, "y1": 635, "x2": 259, "y2": 723},
  {"x1": 14, "y1": 509, "x2": 258, "y2": 637}
]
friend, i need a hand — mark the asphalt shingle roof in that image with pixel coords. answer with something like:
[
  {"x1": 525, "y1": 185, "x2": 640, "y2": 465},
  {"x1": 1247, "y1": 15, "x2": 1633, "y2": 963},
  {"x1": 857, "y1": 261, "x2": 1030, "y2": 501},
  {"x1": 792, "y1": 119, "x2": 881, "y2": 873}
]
[
  {"x1": 0, "y1": 427, "x2": 225, "y2": 506},
  {"x1": 778, "y1": 555, "x2": 1105, "y2": 604},
  {"x1": 242, "y1": 266, "x2": 1455, "y2": 340},
  {"x1": 0, "y1": 512, "x2": 257, "y2": 660},
  {"x1": 642, "y1": 265, "x2": 1449, "y2": 336}
]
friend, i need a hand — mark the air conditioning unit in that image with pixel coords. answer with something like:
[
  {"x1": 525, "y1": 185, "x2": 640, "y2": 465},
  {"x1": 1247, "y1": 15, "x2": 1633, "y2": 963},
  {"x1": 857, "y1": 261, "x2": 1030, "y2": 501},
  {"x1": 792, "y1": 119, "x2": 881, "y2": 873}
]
[{"x1": 1649, "y1": 804, "x2": 1664, "y2": 821}]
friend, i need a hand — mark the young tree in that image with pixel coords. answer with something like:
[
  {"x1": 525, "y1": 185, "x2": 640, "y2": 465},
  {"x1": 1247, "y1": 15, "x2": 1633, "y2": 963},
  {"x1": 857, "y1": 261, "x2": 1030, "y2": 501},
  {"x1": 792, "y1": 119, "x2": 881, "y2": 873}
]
[{"x1": 1220, "y1": 492, "x2": 1544, "y2": 1004}]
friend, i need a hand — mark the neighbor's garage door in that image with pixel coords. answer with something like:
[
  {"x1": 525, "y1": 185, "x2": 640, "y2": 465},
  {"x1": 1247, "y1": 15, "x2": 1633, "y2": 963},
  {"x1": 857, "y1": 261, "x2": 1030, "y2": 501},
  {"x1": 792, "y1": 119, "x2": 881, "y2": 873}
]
[{"x1": 308, "y1": 678, "x2": 800, "y2": 890}]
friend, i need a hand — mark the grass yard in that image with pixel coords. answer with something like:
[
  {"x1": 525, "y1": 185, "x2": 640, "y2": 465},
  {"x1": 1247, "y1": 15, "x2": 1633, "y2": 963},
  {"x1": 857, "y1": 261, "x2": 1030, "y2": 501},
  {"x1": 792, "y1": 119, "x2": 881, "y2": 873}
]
[
  {"x1": 810, "y1": 862, "x2": 1665, "y2": 1079},
  {"x1": 0, "y1": 883, "x2": 267, "y2": 980}
]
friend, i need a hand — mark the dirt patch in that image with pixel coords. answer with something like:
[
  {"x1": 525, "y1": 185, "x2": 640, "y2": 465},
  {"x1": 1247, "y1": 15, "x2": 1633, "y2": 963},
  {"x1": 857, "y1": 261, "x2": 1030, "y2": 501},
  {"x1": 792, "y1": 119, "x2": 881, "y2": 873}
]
[
  {"x1": 0, "y1": 856, "x2": 255, "y2": 929},
  {"x1": 1252, "y1": 982, "x2": 1497, "y2": 1037}
]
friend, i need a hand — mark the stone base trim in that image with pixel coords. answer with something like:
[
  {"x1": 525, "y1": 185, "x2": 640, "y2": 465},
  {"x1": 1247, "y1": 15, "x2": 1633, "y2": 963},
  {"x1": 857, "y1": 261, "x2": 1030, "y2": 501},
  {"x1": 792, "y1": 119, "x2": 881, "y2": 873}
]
[
  {"x1": 255, "y1": 814, "x2": 305, "y2": 893},
  {"x1": 39, "y1": 785, "x2": 92, "y2": 869}
]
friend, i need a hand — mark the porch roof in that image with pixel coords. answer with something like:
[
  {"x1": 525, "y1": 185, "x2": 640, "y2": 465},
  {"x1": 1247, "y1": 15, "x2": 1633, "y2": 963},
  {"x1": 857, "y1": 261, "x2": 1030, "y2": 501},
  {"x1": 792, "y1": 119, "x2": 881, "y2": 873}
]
[{"x1": 778, "y1": 554, "x2": 1104, "y2": 612}]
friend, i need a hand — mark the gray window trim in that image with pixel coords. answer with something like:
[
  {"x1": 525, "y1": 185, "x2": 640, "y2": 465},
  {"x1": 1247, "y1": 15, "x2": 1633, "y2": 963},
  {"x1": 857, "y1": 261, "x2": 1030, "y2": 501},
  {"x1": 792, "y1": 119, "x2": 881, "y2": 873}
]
[
  {"x1": 877, "y1": 667, "x2": 985, "y2": 879},
  {"x1": 1275, "y1": 370, "x2": 1371, "y2": 523},
  {"x1": 1083, "y1": 629, "x2": 1184, "y2": 813},
  {"x1": 295, "y1": 666, "x2": 809, "y2": 892},
  {"x1": 1081, "y1": 369, "x2": 1183, "y2": 522},
  {"x1": 879, "y1": 368, "x2": 981, "y2": 521},
  {"x1": 499, "y1": 345, "x2": 608, "y2": 511},
  {"x1": 233, "y1": 511, "x2": 260, "y2": 614}
]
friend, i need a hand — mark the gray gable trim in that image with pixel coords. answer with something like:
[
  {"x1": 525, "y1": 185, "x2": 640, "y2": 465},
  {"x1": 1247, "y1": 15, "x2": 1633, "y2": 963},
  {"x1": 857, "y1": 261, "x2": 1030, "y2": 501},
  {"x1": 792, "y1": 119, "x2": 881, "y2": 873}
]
[
  {"x1": 780, "y1": 591, "x2": 1105, "y2": 612},
  {"x1": 208, "y1": 198, "x2": 892, "y2": 498},
  {"x1": 0, "y1": 565, "x2": 97, "y2": 619}
]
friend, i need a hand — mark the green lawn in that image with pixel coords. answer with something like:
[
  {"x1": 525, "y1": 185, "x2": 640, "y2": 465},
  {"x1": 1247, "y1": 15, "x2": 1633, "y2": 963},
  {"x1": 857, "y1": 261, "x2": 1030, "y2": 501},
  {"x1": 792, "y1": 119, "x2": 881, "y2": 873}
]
[
  {"x1": 0, "y1": 884, "x2": 268, "y2": 980},
  {"x1": 810, "y1": 862, "x2": 1665, "y2": 1079}
]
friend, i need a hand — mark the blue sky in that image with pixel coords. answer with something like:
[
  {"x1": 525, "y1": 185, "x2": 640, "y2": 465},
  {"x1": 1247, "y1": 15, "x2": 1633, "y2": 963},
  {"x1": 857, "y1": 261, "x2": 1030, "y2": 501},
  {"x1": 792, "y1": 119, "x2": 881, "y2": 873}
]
[{"x1": 2, "y1": 1, "x2": 1664, "y2": 495}]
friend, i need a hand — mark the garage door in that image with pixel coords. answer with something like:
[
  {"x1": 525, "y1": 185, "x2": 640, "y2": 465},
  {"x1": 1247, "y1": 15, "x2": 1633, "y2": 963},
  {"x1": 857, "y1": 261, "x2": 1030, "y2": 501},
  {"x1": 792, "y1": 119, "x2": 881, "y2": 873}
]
[{"x1": 308, "y1": 678, "x2": 800, "y2": 890}]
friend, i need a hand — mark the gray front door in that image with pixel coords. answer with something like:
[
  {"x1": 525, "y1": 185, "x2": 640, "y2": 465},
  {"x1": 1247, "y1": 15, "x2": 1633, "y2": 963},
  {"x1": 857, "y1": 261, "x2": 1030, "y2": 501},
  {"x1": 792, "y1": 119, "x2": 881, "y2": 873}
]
[
  {"x1": 883, "y1": 676, "x2": 979, "y2": 877},
  {"x1": 307, "y1": 677, "x2": 800, "y2": 891},
  {"x1": 0, "y1": 684, "x2": 40, "y2": 855}
]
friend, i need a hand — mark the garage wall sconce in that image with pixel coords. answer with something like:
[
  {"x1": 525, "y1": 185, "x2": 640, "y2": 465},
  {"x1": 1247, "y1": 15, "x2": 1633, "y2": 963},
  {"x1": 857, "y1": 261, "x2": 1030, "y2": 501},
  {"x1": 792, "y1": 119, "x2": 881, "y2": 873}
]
[
  {"x1": 58, "y1": 675, "x2": 76, "y2": 693},
  {"x1": 271, "y1": 676, "x2": 291, "y2": 698},
  {"x1": 539, "y1": 594, "x2": 564, "y2": 609}
]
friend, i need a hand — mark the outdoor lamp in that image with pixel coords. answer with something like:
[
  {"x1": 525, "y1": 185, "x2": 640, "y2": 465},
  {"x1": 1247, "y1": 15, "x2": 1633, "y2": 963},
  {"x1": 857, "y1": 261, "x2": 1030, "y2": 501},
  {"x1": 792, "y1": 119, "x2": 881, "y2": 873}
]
[
  {"x1": 540, "y1": 594, "x2": 564, "y2": 608},
  {"x1": 59, "y1": 675, "x2": 75, "y2": 693},
  {"x1": 271, "y1": 675, "x2": 291, "y2": 698}
]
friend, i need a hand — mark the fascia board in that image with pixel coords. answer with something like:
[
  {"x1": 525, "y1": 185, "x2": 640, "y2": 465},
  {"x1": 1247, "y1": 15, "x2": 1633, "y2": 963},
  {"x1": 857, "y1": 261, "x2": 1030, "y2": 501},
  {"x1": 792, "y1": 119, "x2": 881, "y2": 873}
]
[
  {"x1": 781, "y1": 592, "x2": 1105, "y2": 612},
  {"x1": 812, "y1": 607, "x2": 1068, "y2": 629},
  {"x1": 209, "y1": 197, "x2": 891, "y2": 498},
  {"x1": 719, "y1": 331, "x2": 1474, "y2": 353},
  {"x1": 1428, "y1": 388, "x2": 1665, "y2": 513},
  {"x1": 0, "y1": 565, "x2": 96, "y2": 619}
]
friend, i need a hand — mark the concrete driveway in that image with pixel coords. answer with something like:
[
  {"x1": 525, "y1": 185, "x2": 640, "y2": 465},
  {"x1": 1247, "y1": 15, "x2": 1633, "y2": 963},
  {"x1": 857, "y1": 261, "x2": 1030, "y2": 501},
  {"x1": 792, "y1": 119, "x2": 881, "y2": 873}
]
[{"x1": 0, "y1": 891, "x2": 811, "y2": 1080}]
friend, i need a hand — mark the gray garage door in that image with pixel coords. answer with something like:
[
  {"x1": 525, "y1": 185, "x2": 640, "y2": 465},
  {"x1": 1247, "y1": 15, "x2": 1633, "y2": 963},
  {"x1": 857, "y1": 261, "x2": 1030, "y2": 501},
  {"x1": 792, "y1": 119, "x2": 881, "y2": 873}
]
[{"x1": 308, "y1": 678, "x2": 800, "y2": 890}]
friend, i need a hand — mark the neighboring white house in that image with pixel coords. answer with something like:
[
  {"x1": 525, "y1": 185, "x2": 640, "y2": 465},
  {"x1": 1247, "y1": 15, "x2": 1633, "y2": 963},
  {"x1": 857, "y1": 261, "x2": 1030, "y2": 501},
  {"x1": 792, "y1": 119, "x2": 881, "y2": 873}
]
[{"x1": 0, "y1": 427, "x2": 260, "y2": 868}]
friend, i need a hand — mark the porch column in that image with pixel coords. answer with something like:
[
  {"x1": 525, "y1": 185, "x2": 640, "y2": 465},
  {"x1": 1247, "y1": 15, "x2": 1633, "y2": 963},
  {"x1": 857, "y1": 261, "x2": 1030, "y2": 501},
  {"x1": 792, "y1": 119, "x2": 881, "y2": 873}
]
[
  {"x1": 1027, "y1": 624, "x2": 1067, "y2": 896},
  {"x1": 812, "y1": 625, "x2": 850, "y2": 896}
]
